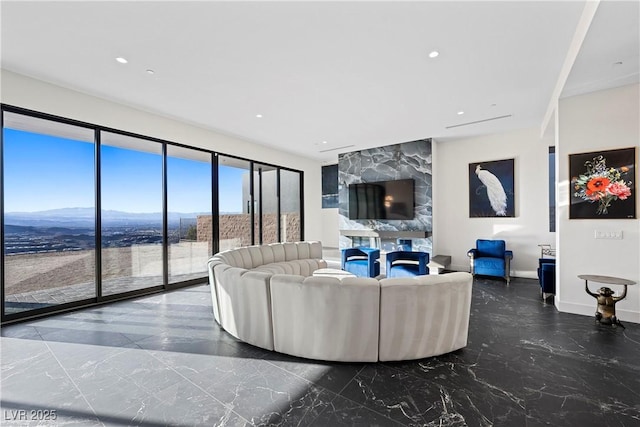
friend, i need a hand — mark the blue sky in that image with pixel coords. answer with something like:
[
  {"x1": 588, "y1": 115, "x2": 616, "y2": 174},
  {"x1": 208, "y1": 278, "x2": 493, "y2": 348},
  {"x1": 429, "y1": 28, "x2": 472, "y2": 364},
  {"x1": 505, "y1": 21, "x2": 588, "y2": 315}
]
[{"x1": 3, "y1": 128, "x2": 244, "y2": 213}]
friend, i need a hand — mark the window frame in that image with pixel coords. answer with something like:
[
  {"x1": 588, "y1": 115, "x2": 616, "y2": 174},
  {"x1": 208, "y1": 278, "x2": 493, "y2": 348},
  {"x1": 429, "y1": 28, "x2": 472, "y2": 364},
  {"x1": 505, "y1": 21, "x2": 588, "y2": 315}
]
[{"x1": 0, "y1": 104, "x2": 304, "y2": 324}]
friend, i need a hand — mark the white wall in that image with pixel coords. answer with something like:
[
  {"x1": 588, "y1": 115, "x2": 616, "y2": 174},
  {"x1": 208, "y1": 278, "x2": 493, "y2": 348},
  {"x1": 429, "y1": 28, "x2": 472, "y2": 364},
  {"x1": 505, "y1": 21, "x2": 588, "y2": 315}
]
[
  {"x1": 321, "y1": 208, "x2": 340, "y2": 248},
  {"x1": 0, "y1": 69, "x2": 323, "y2": 242},
  {"x1": 557, "y1": 83, "x2": 639, "y2": 323},
  {"x1": 434, "y1": 128, "x2": 555, "y2": 278}
]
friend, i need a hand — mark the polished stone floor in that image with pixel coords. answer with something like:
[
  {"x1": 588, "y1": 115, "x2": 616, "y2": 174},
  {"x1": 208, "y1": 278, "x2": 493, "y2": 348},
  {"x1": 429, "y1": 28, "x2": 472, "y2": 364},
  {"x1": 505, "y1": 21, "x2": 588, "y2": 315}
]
[{"x1": 1, "y1": 277, "x2": 639, "y2": 426}]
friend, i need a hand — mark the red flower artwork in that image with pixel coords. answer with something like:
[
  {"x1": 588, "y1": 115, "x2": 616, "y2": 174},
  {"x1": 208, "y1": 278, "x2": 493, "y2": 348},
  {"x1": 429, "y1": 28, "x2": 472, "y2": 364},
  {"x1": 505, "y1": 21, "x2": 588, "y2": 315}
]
[{"x1": 572, "y1": 155, "x2": 632, "y2": 215}]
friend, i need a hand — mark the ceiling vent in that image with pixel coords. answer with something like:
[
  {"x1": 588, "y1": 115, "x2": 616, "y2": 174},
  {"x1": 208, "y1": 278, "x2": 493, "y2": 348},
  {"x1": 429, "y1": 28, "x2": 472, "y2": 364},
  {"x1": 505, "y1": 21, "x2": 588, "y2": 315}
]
[
  {"x1": 446, "y1": 114, "x2": 512, "y2": 129},
  {"x1": 318, "y1": 144, "x2": 356, "y2": 153}
]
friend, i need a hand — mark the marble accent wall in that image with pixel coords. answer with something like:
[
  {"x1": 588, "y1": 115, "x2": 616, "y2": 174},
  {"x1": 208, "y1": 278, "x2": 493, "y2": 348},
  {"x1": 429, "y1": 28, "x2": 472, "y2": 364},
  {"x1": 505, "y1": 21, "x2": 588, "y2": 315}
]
[{"x1": 338, "y1": 139, "x2": 432, "y2": 253}]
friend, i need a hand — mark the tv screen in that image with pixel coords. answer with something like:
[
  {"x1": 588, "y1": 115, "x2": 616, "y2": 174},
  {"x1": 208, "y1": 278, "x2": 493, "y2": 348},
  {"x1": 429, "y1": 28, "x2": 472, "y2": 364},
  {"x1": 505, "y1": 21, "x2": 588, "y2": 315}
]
[{"x1": 348, "y1": 179, "x2": 415, "y2": 220}]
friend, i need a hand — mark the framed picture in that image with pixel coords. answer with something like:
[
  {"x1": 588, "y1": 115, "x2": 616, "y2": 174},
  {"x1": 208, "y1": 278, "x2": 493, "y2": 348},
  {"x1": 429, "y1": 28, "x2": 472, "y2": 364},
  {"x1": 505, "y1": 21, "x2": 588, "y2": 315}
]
[
  {"x1": 569, "y1": 147, "x2": 636, "y2": 219},
  {"x1": 322, "y1": 164, "x2": 339, "y2": 208},
  {"x1": 469, "y1": 158, "x2": 515, "y2": 217}
]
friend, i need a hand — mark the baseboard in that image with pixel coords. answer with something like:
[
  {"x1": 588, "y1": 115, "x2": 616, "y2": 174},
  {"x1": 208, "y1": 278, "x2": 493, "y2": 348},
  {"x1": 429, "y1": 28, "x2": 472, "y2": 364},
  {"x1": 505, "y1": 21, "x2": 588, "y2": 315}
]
[
  {"x1": 512, "y1": 270, "x2": 537, "y2": 280},
  {"x1": 557, "y1": 300, "x2": 640, "y2": 324},
  {"x1": 449, "y1": 264, "x2": 537, "y2": 280}
]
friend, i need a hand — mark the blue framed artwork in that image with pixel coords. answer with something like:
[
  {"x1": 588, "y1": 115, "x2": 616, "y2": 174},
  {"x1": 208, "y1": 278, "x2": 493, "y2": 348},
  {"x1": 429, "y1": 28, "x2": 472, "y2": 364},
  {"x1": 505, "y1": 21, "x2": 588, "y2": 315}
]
[
  {"x1": 469, "y1": 158, "x2": 515, "y2": 217},
  {"x1": 322, "y1": 164, "x2": 339, "y2": 208}
]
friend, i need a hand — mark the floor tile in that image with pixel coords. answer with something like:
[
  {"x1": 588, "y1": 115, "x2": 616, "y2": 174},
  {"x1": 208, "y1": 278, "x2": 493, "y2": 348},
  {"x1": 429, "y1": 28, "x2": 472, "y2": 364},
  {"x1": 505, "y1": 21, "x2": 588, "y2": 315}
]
[{"x1": 2, "y1": 279, "x2": 639, "y2": 427}]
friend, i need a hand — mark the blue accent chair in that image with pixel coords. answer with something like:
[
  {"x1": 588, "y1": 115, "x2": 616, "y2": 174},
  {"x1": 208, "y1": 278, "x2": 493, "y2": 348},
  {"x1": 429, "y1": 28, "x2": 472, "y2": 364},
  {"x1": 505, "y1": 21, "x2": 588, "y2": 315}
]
[
  {"x1": 341, "y1": 247, "x2": 380, "y2": 278},
  {"x1": 537, "y1": 258, "x2": 556, "y2": 300},
  {"x1": 467, "y1": 239, "x2": 513, "y2": 284},
  {"x1": 386, "y1": 251, "x2": 430, "y2": 278}
]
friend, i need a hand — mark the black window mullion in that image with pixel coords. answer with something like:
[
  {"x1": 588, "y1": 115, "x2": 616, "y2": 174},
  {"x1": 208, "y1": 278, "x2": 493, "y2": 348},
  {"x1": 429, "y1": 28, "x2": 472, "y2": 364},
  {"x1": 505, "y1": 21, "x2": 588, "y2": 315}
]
[
  {"x1": 95, "y1": 129, "x2": 103, "y2": 300},
  {"x1": 212, "y1": 153, "x2": 219, "y2": 256},
  {"x1": 258, "y1": 166, "x2": 263, "y2": 245},
  {"x1": 162, "y1": 143, "x2": 169, "y2": 288},
  {"x1": 0, "y1": 109, "x2": 5, "y2": 321},
  {"x1": 249, "y1": 161, "x2": 255, "y2": 245},
  {"x1": 276, "y1": 169, "x2": 281, "y2": 242},
  {"x1": 299, "y1": 171, "x2": 305, "y2": 241}
]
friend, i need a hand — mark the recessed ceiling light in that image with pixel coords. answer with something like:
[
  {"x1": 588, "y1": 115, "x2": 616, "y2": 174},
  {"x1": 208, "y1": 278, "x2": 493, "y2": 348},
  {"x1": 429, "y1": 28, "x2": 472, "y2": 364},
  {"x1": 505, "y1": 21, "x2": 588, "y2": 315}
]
[
  {"x1": 146, "y1": 69, "x2": 155, "y2": 75},
  {"x1": 428, "y1": 51, "x2": 439, "y2": 58},
  {"x1": 457, "y1": 111, "x2": 465, "y2": 115},
  {"x1": 322, "y1": 141, "x2": 328, "y2": 144},
  {"x1": 256, "y1": 114, "x2": 263, "y2": 118},
  {"x1": 115, "y1": 57, "x2": 128, "y2": 64}
]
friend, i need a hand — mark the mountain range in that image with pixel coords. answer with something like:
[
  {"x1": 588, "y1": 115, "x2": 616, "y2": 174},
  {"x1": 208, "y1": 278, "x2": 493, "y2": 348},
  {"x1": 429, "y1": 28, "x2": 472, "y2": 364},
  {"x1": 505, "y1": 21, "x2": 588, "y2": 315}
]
[{"x1": 5, "y1": 207, "x2": 210, "y2": 227}]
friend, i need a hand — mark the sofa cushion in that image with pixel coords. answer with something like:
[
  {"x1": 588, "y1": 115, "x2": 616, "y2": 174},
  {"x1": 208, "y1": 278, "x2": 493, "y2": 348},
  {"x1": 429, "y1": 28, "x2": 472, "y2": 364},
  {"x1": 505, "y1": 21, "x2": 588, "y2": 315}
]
[
  {"x1": 260, "y1": 245, "x2": 275, "y2": 265},
  {"x1": 247, "y1": 246, "x2": 264, "y2": 268},
  {"x1": 308, "y1": 241, "x2": 323, "y2": 259},
  {"x1": 378, "y1": 272, "x2": 473, "y2": 362},
  {"x1": 283, "y1": 242, "x2": 298, "y2": 261},
  {"x1": 254, "y1": 262, "x2": 298, "y2": 275},
  {"x1": 270, "y1": 274, "x2": 380, "y2": 362},
  {"x1": 270, "y1": 243, "x2": 286, "y2": 263},
  {"x1": 216, "y1": 267, "x2": 274, "y2": 350},
  {"x1": 253, "y1": 259, "x2": 328, "y2": 276},
  {"x1": 295, "y1": 242, "x2": 311, "y2": 259}
]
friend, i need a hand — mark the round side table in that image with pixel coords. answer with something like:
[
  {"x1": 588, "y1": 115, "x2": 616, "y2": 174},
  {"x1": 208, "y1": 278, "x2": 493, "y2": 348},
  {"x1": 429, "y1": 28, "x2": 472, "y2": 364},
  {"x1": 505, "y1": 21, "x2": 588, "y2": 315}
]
[{"x1": 579, "y1": 274, "x2": 636, "y2": 328}]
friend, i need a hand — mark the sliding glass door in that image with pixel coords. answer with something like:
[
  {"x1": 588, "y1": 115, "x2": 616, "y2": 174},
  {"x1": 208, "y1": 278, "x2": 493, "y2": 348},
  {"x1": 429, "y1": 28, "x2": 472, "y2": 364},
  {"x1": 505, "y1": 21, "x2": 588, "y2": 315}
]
[
  {"x1": 1, "y1": 106, "x2": 304, "y2": 323},
  {"x1": 218, "y1": 156, "x2": 252, "y2": 251},
  {"x1": 167, "y1": 146, "x2": 212, "y2": 284},
  {"x1": 2, "y1": 112, "x2": 96, "y2": 315},
  {"x1": 253, "y1": 163, "x2": 279, "y2": 245},
  {"x1": 280, "y1": 169, "x2": 302, "y2": 242},
  {"x1": 100, "y1": 132, "x2": 164, "y2": 296}
]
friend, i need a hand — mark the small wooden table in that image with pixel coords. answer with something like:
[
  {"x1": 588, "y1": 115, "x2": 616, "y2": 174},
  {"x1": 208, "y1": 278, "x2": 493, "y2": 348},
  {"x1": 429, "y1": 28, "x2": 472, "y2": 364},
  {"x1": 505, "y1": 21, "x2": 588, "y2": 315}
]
[{"x1": 579, "y1": 274, "x2": 636, "y2": 327}]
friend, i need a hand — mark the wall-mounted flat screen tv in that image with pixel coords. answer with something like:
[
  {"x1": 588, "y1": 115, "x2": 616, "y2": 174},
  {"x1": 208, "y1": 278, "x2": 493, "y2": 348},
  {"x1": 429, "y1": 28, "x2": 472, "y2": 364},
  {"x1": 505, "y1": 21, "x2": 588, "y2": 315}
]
[{"x1": 348, "y1": 179, "x2": 415, "y2": 220}]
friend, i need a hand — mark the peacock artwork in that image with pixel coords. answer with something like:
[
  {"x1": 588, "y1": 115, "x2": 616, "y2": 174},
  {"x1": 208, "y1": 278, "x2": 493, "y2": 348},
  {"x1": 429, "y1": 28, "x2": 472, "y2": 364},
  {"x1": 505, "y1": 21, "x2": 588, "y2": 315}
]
[{"x1": 469, "y1": 158, "x2": 515, "y2": 217}]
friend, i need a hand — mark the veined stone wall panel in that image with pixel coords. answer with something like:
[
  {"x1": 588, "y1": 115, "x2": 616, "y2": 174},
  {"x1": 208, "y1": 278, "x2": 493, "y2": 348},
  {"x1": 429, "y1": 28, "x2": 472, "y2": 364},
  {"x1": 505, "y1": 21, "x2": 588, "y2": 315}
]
[{"x1": 338, "y1": 139, "x2": 433, "y2": 253}]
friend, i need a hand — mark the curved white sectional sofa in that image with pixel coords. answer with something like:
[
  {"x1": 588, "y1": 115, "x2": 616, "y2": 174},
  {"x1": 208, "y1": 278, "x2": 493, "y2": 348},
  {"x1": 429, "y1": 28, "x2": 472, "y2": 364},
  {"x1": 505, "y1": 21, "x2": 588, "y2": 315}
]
[{"x1": 207, "y1": 241, "x2": 473, "y2": 362}]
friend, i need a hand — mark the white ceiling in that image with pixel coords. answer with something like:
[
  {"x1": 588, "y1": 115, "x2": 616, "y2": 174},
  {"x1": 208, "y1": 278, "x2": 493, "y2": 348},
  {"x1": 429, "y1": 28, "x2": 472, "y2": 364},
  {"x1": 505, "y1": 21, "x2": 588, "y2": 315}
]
[{"x1": 1, "y1": 1, "x2": 638, "y2": 163}]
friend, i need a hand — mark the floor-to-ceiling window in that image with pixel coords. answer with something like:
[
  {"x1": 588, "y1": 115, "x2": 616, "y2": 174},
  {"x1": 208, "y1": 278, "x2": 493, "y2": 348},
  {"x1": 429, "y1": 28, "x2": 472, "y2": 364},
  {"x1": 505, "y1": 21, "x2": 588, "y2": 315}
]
[
  {"x1": 100, "y1": 132, "x2": 164, "y2": 296},
  {"x1": 253, "y1": 163, "x2": 278, "y2": 244},
  {"x1": 1, "y1": 106, "x2": 304, "y2": 323},
  {"x1": 280, "y1": 169, "x2": 302, "y2": 242},
  {"x1": 218, "y1": 156, "x2": 252, "y2": 250},
  {"x1": 167, "y1": 145, "x2": 212, "y2": 284},
  {"x1": 2, "y1": 112, "x2": 96, "y2": 315}
]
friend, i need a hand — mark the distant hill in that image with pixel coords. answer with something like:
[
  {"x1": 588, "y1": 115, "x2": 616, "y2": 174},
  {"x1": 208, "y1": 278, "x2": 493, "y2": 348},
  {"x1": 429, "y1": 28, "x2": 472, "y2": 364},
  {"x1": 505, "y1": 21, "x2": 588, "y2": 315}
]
[
  {"x1": 5, "y1": 208, "x2": 210, "y2": 227},
  {"x1": 4, "y1": 224, "x2": 94, "y2": 235}
]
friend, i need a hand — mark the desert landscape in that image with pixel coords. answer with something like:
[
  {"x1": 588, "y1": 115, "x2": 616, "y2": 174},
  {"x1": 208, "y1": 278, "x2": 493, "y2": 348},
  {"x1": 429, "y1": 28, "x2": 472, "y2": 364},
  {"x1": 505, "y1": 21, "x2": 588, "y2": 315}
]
[{"x1": 3, "y1": 213, "x2": 300, "y2": 314}]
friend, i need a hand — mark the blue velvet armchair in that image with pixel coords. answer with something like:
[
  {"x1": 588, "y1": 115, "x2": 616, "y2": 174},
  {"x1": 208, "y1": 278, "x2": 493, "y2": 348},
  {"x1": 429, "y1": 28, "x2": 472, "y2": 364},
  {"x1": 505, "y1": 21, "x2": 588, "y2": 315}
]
[
  {"x1": 341, "y1": 247, "x2": 380, "y2": 278},
  {"x1": 386, "y1": 251, "x2": 429, "y2": 278},
  {"x1": 537, "y1": 258, "x2": 556, "y2": 300},
  {"x1": 467, "y1": 239, "x2": 513, "y2": 284}
]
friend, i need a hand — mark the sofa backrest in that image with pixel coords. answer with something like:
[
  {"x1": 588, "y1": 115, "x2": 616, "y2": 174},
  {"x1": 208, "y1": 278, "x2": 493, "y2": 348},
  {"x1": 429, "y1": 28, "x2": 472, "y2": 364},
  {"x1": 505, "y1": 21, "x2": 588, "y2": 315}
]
[
  {"x1": 215, "y1": 241, "x2": 323, "y2": 269},
  {"x1": 270, "y1": 274, "x2": 380, "y2": 362},
  {"x1": 378, "y1": 272, "x2": 473, "y2": 362},
  {"x1": 208, "y1": 241, "x2": 325, "y2": 349}
]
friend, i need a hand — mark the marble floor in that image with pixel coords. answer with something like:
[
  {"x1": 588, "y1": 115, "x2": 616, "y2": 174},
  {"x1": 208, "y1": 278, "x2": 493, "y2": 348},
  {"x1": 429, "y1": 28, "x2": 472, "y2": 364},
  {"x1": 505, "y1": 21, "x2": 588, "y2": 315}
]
[{"x1": 1, "y1": 277, "x2": 639, "y2": 427}]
